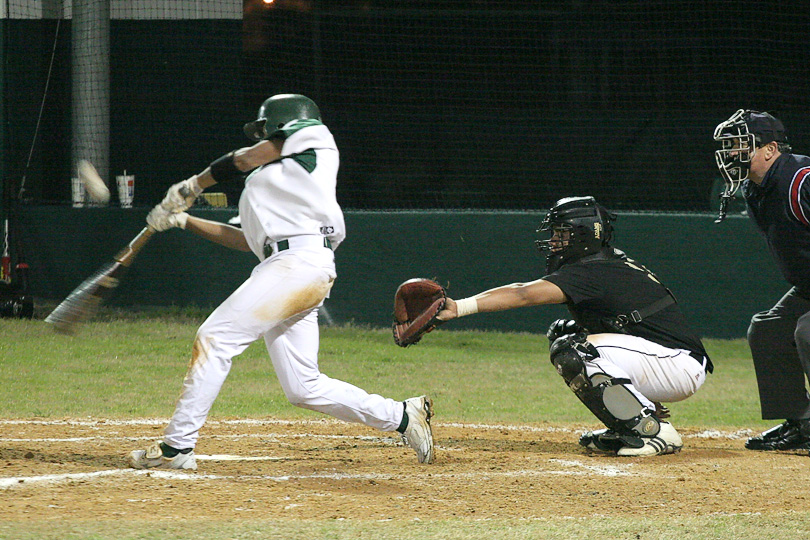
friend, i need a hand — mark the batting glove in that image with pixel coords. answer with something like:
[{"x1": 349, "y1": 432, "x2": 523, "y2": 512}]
[
  {"x1": 147, "y1": 205, "x2": 188, "y2": 232},
  {"x1": 160, "y1": 175, "x2": 203, "y2": 213}
]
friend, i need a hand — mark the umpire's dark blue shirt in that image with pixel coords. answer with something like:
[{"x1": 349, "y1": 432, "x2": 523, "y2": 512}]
[{"x1": 743, "y1": 153, "x2": 810, "y2": 291}]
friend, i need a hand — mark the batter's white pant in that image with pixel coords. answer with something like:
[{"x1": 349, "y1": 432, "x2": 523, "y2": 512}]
[
  {"x1": 164, "y1": 243, "x2": 404, "y2": 450},
  {"x1": 584, "y1": 333, "x2": 707, "y2": 411}
]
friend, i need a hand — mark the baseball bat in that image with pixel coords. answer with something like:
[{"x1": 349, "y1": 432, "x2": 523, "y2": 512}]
[
  {"x1": 45, "y1": 226, "x2": 155, "y2": 334},
  {"x1": 1, "y1": 218, "x2": 11, "y2": 284}
]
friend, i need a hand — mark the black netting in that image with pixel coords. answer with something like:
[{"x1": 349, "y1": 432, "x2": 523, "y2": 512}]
[{"x1": 4, "y1": 1, "x2": 810, "y2": 211}]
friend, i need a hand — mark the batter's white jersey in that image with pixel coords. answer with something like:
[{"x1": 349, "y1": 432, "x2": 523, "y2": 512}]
[{"x1": 238, "y1": 119, "x2": 346, "y2": 260}]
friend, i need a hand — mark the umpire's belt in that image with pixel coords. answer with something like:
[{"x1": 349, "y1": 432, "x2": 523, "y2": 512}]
[{"x1": 263, "y1": 236, "x2": 332, "y2": 259}]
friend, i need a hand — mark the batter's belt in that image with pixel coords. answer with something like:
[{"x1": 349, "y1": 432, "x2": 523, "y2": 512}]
[{"x1": 263, "y1": 236, "x2": 332, "y2": 259}]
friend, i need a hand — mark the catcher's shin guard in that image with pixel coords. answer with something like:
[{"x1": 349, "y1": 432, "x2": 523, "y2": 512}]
[{"x1": 549, "y1": 334, "x2": 660, "y2": 446}]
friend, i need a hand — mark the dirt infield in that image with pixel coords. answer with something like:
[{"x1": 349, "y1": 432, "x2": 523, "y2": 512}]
[{"x1": 2, "y1": 418, "x2": 809, "y2": 522}]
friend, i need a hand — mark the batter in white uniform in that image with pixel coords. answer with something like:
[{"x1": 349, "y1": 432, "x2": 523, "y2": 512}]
[{"x1": 129, "y1": 94, "x2": 434, "y2": 469}]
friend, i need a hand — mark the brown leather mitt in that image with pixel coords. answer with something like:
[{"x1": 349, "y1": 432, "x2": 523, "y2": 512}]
[{"x1": 392, "y1": 278, "x2": 447, "y2": 347}]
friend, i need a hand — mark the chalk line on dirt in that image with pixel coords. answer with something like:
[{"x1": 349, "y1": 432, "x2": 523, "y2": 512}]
[
  {"x1": 1, "y1": 456, "x2": 638, "y2": 489},
  {"x1": 0, "y1": 418, "x2": 750, "y2": 439}
]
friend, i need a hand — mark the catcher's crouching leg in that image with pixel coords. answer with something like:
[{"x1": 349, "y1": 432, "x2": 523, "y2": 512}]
[{"x1": 548, "y1": 333, "x2": 660, "y2": 452}]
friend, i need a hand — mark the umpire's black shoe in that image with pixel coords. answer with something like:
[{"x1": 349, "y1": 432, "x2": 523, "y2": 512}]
[{"x1": 745, "y1": 419, "x2": 810, "y2": 451}]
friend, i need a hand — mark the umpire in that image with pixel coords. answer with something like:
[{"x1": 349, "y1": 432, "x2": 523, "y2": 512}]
[
  {"x1": 714, "y1": 109, "x2": 810, "y2": 451},
  {"x1": 437, "y1": 196, "x2": 712, "y2": 456}
]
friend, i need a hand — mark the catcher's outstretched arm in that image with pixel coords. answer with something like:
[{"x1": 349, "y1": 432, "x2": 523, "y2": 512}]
[{"x1": 442, "y1": 279, "x2": 568, "y2": 321}]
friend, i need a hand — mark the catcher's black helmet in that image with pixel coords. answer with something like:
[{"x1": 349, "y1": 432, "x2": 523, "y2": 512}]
[
  {"x1": 536, "y1": 196, "x2": 615, "y2": 273},
  {"x1": 243, "y1": 94, "x2": 321, "y2": 141}
]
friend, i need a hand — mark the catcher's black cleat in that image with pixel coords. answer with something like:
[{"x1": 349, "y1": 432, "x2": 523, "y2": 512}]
[
  {"x1": 745, "y1": 419, "x2": 810, "y2": 451},
  {"x1": 579, "y1": 429, "x2": 626, "y2": 453}
]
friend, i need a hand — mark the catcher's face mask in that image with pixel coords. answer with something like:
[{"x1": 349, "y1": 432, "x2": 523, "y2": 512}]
[
  {"x1": 536, "y1": 196, "x2": 614, "y2": 273},
  {"x1": 539, "y1": 225, "x2": 573, "y2": 254}
]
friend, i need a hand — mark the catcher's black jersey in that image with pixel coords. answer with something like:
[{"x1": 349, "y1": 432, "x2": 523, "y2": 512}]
[
  {"x1": 743, "y1": 153, "x2": 810, "y2": 291},
  {"x1": 543, "y1": 248, "x2": 712, "y2": 372}
]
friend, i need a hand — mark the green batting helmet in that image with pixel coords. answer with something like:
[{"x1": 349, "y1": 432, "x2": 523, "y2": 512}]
[{"x1": 243, "y1": 94, "x2": 321, "y2": 141}]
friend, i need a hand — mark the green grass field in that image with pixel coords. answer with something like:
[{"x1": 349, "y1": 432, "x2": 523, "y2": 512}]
[
  {"x1": 0, "y1": 315, "x2": 770, "y2": 429},
  {"x1": 0, "y1": 313, "x2": 804, "y2": 539}
]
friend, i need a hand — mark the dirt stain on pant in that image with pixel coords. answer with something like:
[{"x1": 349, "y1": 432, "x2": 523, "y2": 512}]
[
  {"x1": 253, "y1": 278, "x2": 335, "y2": 323},
  {"x1": 187, "y1": 335, "x2": 212, "y2": 375}
]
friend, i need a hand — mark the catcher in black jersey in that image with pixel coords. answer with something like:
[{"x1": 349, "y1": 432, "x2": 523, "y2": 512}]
[
  {"x1": 438, "y1": 196, "x2": 712, "y2": 456},
  {"x1": 714, "y1": 109, "x2": 810, "y2": 451}
]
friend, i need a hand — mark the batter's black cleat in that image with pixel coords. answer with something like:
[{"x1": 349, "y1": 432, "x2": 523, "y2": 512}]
[{"x1": 745, "y1": 419, "x2": 810, "y2": 451}]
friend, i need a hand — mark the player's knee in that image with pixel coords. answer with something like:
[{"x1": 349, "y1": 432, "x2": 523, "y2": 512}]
[
  {"x1": 283, "y1": 386, "x2": 310, "y2": 408},
  {"x1": 282, "y1": 381, "x2": 321, "y2": 409},
  {"x1": 747, "y1": 312, "x2": 773, "y2": 349},
  {"x1": 287, "y1": 396, "x2": 309, "y2": 409},
  {"x1": 794, "y1": 314, "x2": 810, "y2": 349},
  {"x1": 188, "y1": 329, "x2": 219, "y2": 368},
  {"x1": 195, "y1": 321, "x2": 217, "y2": 344},
  {"x1": 549, "y1": 333, "x2": 598, "y2": 385}
]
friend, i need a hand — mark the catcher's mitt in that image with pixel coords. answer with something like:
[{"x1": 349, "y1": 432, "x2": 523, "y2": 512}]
[{"x1": 392, "y1": 278, "x2": 447, "y2": 347}]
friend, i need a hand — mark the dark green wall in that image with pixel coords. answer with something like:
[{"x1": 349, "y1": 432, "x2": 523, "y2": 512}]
[{"x1": 18, "y1": 207, "x2": 786, "y2": 339}]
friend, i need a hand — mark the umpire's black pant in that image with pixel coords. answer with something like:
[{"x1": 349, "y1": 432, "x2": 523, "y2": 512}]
[{"x1": 748, "y1": 287, "x2": 810, "y2": 420}]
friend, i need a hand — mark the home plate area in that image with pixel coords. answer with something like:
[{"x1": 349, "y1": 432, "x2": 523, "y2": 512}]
[{"x1": 2, "y1": 418, "x2": 809, "y2": 521}]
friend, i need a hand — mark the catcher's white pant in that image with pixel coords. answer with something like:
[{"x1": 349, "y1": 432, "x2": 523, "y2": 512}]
[
  {"x1": 163, "y1": 241, "x2": 404, "y2": 450},
  {"x1": 584, "y1": 333, "x2": 707, "y2": 410}
]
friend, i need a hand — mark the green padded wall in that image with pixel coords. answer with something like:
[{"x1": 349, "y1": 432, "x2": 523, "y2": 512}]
[{"x1": 18, "y1": 207, "x2": 786, "y2": 339}]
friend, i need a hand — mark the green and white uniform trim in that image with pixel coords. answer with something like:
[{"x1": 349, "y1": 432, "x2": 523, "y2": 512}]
[
  {"x1": 274, "y1": 117, "x2": 322, "y2": 138},
  {"x1": 239, "y1": 119, "x2": 346, "y2": 260}
]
